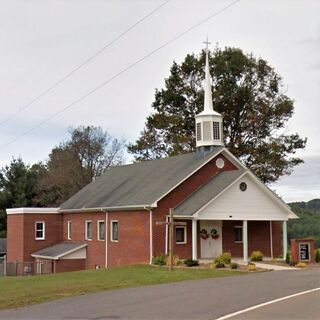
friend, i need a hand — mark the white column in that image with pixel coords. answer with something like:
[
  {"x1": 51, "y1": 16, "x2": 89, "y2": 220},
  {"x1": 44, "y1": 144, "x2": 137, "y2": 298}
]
[
  {"x1": 283, "y1": 220, "x2": 288, "y2": 259},
  {"x1": 243, "y1": 220, "x2": 248, "y2": 263},
  {"x1": 192, "y1": 219, "x2": 197, "y2": 260},
  {"x1": 269, "y1": 221, "x2": 273, "y2": 259}
]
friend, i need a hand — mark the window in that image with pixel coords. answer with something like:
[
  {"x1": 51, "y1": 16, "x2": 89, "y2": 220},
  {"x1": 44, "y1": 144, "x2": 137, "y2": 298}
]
[
  {"x1": 213, "y1": 121, "x2": 220, "y2": 140},
  {"x1": 97, "y1": 220, "x2": 105, "y2": 241},
  {"x1": 234, "y1": 226, "x2": 243, "y2": 243},
  {"x1": 176, "y1": 226, "x2": 187, "y2": 244},
  {"x1": 35, "y1": 221, "x2": 45, "y2": 240},
  {"x1": 85, "y1": 221, "x2": 93, "y2": 240},
  {"x1": 111, "y1": 221, "x2": 118, "y2": 242},
  {"x1": 196, "y1": 123, "x2": 202, "y2": 141},
  {"x1": 67, "y1": 221, "x2": 72, "y2": 240}
]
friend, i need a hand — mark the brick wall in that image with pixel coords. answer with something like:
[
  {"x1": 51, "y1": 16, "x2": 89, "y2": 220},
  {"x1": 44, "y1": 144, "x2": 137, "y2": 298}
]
[
  {"x1": 7, "y1": 213, "x2": 63, "y2": 263},
  {"x1": 55, "y1": 259, "x2": 86, "y2": 273},
  {"x1": 63, "y1": 212, "x2": 106, "y2": 269},
  {"x1": 152, "y1": 154, "x2": 237, "y2": 257},
  {"x1": 107, "y1": 211, "x2": 150, "y2": 267},
  {"x1": 222, "y1": 220, "x2": 282, "y2": 258}
]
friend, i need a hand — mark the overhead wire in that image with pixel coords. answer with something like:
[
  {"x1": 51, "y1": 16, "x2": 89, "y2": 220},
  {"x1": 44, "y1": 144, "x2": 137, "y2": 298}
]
[
  {"x1": 0, "y1": 0, "x2": 171, "y2": 127},
  {"x1": 0, "y1": 0, "x2": 241, "y2": 151}
]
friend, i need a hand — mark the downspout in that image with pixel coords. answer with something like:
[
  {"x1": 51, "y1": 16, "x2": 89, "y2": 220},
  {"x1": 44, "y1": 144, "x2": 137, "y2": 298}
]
[
  {"x1": 149, "y1": 209, "x2": 153, "y2": 264},
  {"x1": 101, "y1": 209, "x2": 108, "y2": 269}
]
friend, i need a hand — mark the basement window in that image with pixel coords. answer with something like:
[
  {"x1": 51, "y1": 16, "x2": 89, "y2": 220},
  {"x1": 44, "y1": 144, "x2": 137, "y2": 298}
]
[
  {"x1": 176, "y1": 226, "x2": 187, "y2": 244},
  {"x1": 111, "y1": 221, "x2": 119, "y2": 242},
  {"x1": 97, "y1": 220, "x2": 105, "y2": 241},
  {"x1": 85, "y1": 221, "x2": 93, "y2": 241},
  {"x1": 234, "y1": 226, "x2": 243, "y2": 243},
  {"x1": 35, "y1": 221, "x2": 45, "y2": 240}
]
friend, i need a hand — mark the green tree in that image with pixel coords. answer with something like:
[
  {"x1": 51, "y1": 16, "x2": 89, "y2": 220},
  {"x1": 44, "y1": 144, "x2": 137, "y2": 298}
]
[
  {"x1": 0, "y1": 158, "x2": 45, "y2": 237},
  {"x1": 128, "y1": 47, "x2": 306, "y2": 183},
  {"x1": 38, "y1": 126, "x2": 125, "y2": 206}
]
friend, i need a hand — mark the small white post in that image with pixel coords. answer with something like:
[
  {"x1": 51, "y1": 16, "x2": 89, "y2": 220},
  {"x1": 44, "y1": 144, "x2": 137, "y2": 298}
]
[
  {"x1": 283, "y1": 220, "x2": 288, "y2": 260},
  {"x1": 192, "y1": 219, "x2": 197, "y2": 260},
  {"x1": 243, "y1": 220, "x2": 248, "y2": 263},
  {"x1": 149, "y1": 210, "x2": 153, "y2": 264}
]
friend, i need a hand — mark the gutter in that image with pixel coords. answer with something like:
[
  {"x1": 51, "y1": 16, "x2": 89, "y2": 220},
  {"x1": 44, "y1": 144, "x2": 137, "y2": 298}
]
[{"x1": 60, "y1": 205, "x2": 154, "y2": 213}]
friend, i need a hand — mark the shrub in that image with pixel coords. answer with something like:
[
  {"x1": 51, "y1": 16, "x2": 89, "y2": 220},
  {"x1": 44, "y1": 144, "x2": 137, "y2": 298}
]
[
  {"x1": 152, "y1": 254, "x2": 167, "y2": 266},
  {"x1": 285, "y1": 253, "x2": 291, "y2": 264},
  {"x1": 230, "y1": 262, "x2": 239, "y2": 269},
  {"x1": 184, "y1": 258, "x2": 199, "y2": 267},
  {"x1": 214, "y1": 252, "x2": 231, "y2": 265},
  {"x1": 289, "y1": 260, "x2": 297, "y2": 267},
  {"x1": 250, "y1": 251, "x2": 263, "y2": 261},
  {"x1": 295, "y1": 262, "x2": 307, "y2": 268},
  {"x1": 247, "y1": 262, "x2": 256, "y2": 271},
  {"x1": 165, "y1": 254, "x2": 180, "y2": 266},
  {"x1": 315, "y1": 249, "x2": 320, "y2": 263}
]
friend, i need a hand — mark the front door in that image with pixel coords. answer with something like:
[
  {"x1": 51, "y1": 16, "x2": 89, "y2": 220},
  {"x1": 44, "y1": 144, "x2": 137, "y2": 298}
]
[{"x1": 200, "y1": 221, "x2": 222, "y2": 258}]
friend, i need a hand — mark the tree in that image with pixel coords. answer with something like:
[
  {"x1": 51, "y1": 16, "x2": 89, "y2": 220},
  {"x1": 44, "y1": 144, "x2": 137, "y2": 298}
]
[
  {"x1": 37, "y1": 126, "x2": 125, "y2": 205},
  {"x1": 128, "y1": 47, "x2": 307, "y2": 183},
  {"x1": 0, "y1": 158, "x2": 44, "y2": 237}
]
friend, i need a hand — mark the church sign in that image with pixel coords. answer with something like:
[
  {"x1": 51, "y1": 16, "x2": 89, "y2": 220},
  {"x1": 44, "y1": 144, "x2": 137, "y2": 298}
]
[
  {"x1": 298, "y1": 243, "x2": 310, "y2": 261},
  {"x1": 291, "y1": 238, "x2": 314, "y2": 263}
]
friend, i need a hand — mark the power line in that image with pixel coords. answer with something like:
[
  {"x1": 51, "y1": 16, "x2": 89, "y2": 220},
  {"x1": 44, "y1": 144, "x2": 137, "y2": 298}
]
[
  {"x1": 0, "y1": 0, "x2": 241, "y2": 151},
  {"x1": 0, "y1": 0, "x2": 171, "y2": 127}
]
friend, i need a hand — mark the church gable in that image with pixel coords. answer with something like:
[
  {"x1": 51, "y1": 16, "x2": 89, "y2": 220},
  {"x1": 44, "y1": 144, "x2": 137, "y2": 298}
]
[{"x1": 195, "y1": 172, "x2": 296, "y2": 221}]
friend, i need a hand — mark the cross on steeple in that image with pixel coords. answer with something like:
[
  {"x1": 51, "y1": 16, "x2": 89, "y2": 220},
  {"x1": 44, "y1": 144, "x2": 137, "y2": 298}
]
[{"x1": 203, "y1": 37, "x2": 211, "y2": 52}]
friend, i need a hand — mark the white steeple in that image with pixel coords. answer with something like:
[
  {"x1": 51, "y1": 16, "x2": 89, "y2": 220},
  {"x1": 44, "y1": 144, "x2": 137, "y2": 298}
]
[{"x1": 195, "y1": 39, "x2": 224, "y2": 150}]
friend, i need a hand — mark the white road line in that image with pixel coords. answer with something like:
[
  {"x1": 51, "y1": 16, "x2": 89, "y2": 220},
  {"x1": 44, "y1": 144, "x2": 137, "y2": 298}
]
[{"x1": 215, "y1": 287, "x2": 320, "y2": 320}]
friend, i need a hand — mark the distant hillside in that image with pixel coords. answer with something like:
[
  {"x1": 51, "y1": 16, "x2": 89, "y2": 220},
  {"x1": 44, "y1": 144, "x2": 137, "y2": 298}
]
[{"x1": 288, "y1": 199, "x2": 320, "y2": 248}]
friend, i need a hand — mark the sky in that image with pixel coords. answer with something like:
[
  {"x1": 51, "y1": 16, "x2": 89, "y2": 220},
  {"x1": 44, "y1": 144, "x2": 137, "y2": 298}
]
[{"x1": 0, "y1": 0, "x2": 319, "y2": 202}]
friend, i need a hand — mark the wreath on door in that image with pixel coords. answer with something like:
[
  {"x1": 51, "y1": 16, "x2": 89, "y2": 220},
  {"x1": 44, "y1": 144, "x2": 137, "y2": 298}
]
[
  {"x1": 200, "y1": 228, "x2": 209, "y2": 240},
  {"x1": 210, "y1": 228, "x2": 219, "y2": 240}
]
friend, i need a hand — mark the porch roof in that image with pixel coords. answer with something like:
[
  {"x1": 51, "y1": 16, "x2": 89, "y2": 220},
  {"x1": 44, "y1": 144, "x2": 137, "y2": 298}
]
[
  {"x1": 31, "y1": 242, "x2": 87, "y2": 260},
  {"x1": 174, "y1": 170, "x2": 245, "y2": 216}
]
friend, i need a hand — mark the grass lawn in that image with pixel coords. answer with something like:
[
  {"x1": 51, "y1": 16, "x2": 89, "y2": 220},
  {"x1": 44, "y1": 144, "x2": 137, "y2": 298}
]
[{"x1": 0, "y1": 265, "x2": 243, "y2": 310}]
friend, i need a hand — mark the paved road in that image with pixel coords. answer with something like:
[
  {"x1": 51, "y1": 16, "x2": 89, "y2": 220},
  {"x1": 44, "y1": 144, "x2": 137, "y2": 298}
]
[
  {"x1": 227, "y1": 289, "x2": 320, "y2": 319},
  {"x1": 0, "y1": 269, "x2": 319, "y2": 320}
]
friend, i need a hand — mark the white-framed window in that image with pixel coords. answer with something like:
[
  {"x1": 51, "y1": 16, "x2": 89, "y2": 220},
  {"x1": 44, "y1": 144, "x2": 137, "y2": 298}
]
[
  {"x1": 67, "y1": 221, "x2": 72, "y2": 240},
  {"x1": 213, "y1": 121, "x2": 220, "y2": 140},
  {"x1": 234, "y1": 226, "x2": 243, "y2": 243},
  {"x1": 110, "y1": 220, "x2": 119, "y2": 242},
  {"x1": 85, "y1": 220, "x2": 93, "y2": 240},
  {"x1": 196, "y1": 123, "x2": 202, "y2": 141},
  {"x1": 97, "y1": 220, "x2": 105, "y2": 241},
  {"x1": 175, "y1": 226, "x2": 187, "y2": 244},
  {"x1": 35, "y1": 221, "x2": 45, "y2": 240}
]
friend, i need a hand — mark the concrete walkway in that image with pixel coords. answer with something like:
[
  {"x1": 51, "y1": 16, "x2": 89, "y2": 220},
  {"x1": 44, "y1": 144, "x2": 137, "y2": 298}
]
[{"x1": 233, "y1": 259, "x2": 298, "y2": 271}]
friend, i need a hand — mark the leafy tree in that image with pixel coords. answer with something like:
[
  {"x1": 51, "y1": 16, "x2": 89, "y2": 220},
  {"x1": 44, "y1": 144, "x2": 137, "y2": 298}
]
[
  {"x1": 37, "y1": 126, "x2": 125, "y2": 205},
  {"x1": 0, "y1": 158, "x2": 44, "y2": 237},
  {"x1": 128, "y1": 47, "x2": 306, "y2": 183}
]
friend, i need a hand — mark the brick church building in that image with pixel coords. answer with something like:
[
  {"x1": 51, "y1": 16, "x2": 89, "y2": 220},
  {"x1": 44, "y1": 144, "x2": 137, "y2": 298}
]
[{"x1": 6, "y1": 47, "x2": 297, "y2": 273}]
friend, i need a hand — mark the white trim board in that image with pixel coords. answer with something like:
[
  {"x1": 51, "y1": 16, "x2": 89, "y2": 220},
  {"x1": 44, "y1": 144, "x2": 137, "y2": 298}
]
[{"x1": 7, "y1": 208, "x2": 60, "y2": 215}]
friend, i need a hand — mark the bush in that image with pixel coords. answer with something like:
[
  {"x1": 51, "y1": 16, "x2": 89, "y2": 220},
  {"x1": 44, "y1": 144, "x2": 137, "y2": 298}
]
[
  {"x1": 315, "y1": 249, "x2": 320, "y2": 263},
  {"x1": 247, "y1": 262, "x2": 256, "y2": 271},
  {"x1": 152, "y1": 254, "x2": 167, "y2": 266},
  {"x1": 230, "y1": 262, "x2": 239, "y2": 269},
  {"x1": 214, "y1": 252, "x2": 232, "y2": 265},
  {"x1": 295, "y1": 262, "x2": 307, "y2": 268},
  {"x1": 184, "y1": 258, "x2": 199, "y2": 267},
  {"x1": 250, "y1": 251, "x2": 263, "y2": 261},
  {"x1": 285, "y1": 253, "x2": 291, "y2": 264},
  {"x1": 289, "y1": 260, "x2": 297, "y2": 267}
]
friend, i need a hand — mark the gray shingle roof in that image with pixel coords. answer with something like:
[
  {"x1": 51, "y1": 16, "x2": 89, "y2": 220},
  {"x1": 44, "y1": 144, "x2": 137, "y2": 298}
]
[
  {"x1": 0, "y1": 239, "x2": 6, "y2": 253},
  {"x1": 60, "y1": 147, "x2": 224, "y2": 210},
  {"x1": 174, "y1": 169, "x2": 245, "y2": 216},
  {"x1": 31, "y1": 242, "x2": 87, "y2": 259}
]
